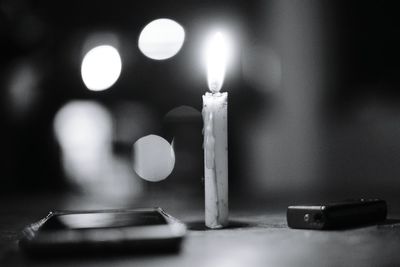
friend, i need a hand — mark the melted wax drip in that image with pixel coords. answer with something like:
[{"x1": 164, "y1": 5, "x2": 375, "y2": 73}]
[
  {"x1": 202, "y1": 101, "x2": 220, "y2": 225},
  {"x1": 203, "y1": 111, "x2": 215, "y2": 169}
]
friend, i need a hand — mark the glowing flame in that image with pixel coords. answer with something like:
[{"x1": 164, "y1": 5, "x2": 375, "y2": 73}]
[{"x1": 206, "y1": 32, "x2": 229, "y2": 93}]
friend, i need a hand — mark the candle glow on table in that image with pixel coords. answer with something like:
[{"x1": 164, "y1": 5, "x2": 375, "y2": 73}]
[{"x1": 203, "y1": 32, "x2": 230, "y2": 228}]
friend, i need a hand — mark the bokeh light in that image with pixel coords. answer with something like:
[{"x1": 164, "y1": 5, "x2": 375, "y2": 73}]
[
  {"x1": 54, "y1": 101, "x2": 113, "y2": 187},
  {"x1": 138, "y1": 18, "x2": 185, "y2": 60},
  {"x1": 164, "y1": 105, "x2": 201, "y2": 122},
  {"x1": 81, "y1": 45, "x2": 122, "y2": 91},
  {"x1": 54, "y1": 101, "x2": 143, "y2": 203},
  {"x1": 54, "y1": 101, "x2": 113, "y2": 154},
  {"x1": 132, "y1": 135, "x2": 175, "y2": 182},
  {"x1": 7, "y1": 62, "x2": 41, "y2": 118}
]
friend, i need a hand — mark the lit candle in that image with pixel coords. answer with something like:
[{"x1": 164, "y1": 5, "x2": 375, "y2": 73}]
[{"x1": 203, "y1": 32, "x2": 229, "y2": 229}]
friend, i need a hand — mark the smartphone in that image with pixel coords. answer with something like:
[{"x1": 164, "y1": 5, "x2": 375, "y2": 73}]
[
  {"x1": 19, "y1": 207, "x2": 186, "y2": 256},
  {"x1": 287, "y1": 199, "x2": 387, "y2": 230}
]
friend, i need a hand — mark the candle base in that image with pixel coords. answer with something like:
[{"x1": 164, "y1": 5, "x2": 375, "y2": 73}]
[{"x1": 206, "y1": 223, "x2": 227, "y2": 229}]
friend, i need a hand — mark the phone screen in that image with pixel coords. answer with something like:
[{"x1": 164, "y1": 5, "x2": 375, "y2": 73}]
[{"x1": 40, "y1": 211, "x2": 168, "y2": 231}]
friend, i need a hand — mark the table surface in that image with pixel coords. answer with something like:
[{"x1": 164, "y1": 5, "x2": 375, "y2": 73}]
[{"x1": 1, "y1": 194, "x2": 400, "y2": 267}]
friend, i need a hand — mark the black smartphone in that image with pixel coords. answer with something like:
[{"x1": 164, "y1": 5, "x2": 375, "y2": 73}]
[
  {"x1": 287, "y1": 199, "x2": 387, "y2": 230},
  {"x1": 19, "y1": 207, "x2": 186, "y2": 256}
]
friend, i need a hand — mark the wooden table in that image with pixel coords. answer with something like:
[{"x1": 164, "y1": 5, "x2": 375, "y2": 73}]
[{"x1": 1, "y1": 194, "x2": 400, "y2": 267}]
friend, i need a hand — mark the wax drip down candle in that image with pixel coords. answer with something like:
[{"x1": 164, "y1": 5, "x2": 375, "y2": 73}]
[{"x1": 203, "y1": 32, "x2": 229, "y2": 229}]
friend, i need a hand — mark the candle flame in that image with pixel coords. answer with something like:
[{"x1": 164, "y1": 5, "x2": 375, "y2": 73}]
[{"x1": 206, "y1": 32, "x2": 229, "y2": 93}]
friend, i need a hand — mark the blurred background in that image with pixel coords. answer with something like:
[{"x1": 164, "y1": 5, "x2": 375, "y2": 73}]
[{"x1": 1, "y1": 0, "x2": 400, "y2": 208}]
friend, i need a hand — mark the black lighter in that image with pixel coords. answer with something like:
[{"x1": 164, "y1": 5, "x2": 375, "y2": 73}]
[{"x1": 287, "y1": 198, "x2": 387, "y2": 230}]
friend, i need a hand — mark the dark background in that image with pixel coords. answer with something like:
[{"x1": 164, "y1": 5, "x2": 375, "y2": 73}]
[{"x1": 2, "y1": 0, "x2": 400, "y2": 206}]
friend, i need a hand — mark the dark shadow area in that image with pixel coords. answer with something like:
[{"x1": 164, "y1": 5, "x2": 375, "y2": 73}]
[
  {"x1": 12, "y1": 244, "x2": 181, "y2": 262},
  {"x1": 186, "y1": 220, "x2": 253, "y2": 231}
]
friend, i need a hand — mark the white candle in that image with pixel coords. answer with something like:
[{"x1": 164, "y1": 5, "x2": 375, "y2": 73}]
[
  {"x1": 203, "y1": 32, "x2": 229, "y2": 228},
  {"x1": 203, "y1": 92, "x2": 228, "y2": 228}
]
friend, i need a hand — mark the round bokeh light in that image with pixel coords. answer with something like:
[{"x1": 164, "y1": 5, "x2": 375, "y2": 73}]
[
  {"x1": 132, "y1": 134, "x2": 175, "y2": 182},
  {"x1": 81, "y1": 45, "x2": 122, "y2": 91},
  {"x1": 138, "y1": 18, "x2": 185, "y2": 60}
]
